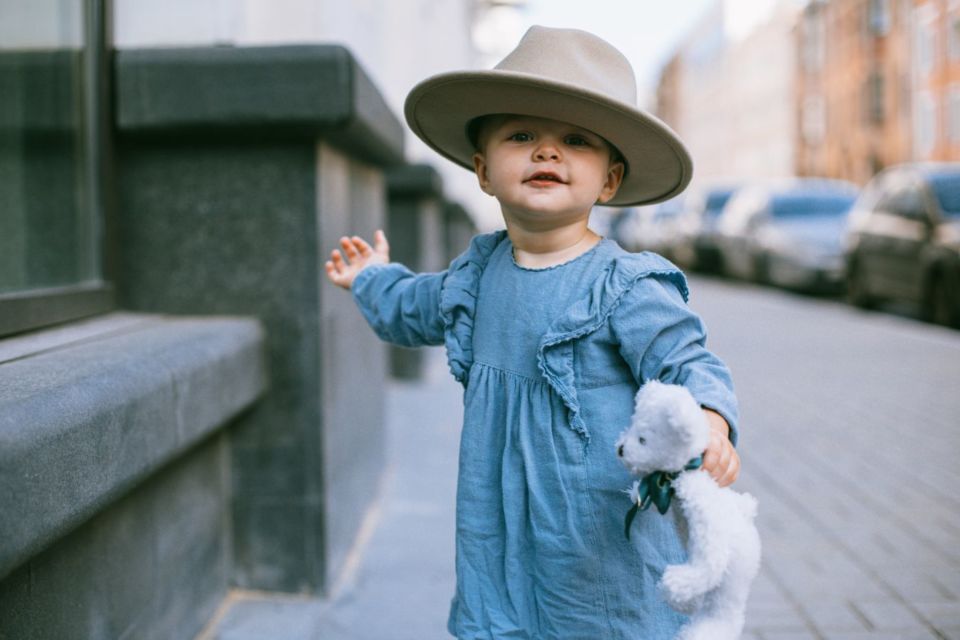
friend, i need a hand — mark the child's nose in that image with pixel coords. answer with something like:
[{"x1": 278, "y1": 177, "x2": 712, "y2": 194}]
[{"x1": 533, "y1": 140, "x2": 561, "y2": 161}]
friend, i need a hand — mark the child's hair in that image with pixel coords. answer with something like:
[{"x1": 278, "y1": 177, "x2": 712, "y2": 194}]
[{"x1": 466, "y1": 114, "x2": 628, "y2": 170}]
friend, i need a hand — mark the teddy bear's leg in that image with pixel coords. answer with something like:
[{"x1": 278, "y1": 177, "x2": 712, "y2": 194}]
[
  {"x1": 660, "y1": 474, "x2": 731, "y2": 609},
  {"x1": 660, "y1": 564, "x2": 712, "y2": 611},
  {"x1": 677, "y1": 528, "x2": 759, "y2": 640}
]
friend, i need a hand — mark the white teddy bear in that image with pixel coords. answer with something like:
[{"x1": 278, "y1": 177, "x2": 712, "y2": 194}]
[{"x1": 615, "y1": 380, "x2": 761, "y2": 640}]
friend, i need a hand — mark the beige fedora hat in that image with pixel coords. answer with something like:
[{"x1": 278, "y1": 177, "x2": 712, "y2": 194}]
[{"x1": 404, "y1": 25, "x2": 693, "y2": 207}]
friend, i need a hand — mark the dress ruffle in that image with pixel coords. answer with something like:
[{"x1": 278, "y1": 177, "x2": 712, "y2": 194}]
[
  {"x1": 439, "y1": 232, "x2": 688, "y2": 442},
  {"x1": 536, "y1": 249, "x2": 688, "y2": 441},
  {"x1": 438, "y1": 230, "x2": 508, "y2": 385}
]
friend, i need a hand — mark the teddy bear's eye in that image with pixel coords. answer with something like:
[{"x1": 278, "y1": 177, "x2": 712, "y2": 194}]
[{"x1": 637, "y1": 436, "x2": 646, "y2": 445}]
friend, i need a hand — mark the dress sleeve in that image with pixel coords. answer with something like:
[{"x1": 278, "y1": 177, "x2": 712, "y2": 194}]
[
  {"x1": 350, "y1": 263, "x2": 446, "y2": 347},
  {"x1": 611, "y1": 275, "x2": 740, "y2": 445}
]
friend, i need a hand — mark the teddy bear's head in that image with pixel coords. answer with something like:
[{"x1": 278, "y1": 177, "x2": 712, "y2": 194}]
[{"x1": 615, "y1": 380, "x2": 710, "y2": 476}]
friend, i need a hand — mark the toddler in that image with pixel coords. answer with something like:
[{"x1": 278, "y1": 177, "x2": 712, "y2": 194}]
[{"x1": 326, "y1": 26, "x2": 740, "y2": 640}]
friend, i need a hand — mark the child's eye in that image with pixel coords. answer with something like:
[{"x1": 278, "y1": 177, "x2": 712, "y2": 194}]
[
  {"x1": 565, "y1": 135, "x2": 590, "y2": 146},
  {"x1": 508, "y1": 132, "x2": 533, "y2": 142}
]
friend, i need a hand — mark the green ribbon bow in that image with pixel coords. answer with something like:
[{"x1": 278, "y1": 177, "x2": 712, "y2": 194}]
[{"x1": 624, "y1": 456, "x2": 703, "y2": 540}]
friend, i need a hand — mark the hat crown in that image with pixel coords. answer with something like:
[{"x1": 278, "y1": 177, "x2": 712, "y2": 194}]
[{"x1": 494, "y1": 26, "x2": 638, "y2": 108}]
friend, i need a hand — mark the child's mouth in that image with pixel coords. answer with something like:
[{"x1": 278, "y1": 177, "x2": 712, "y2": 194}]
[{"x1": 525, "y1": 172, "x2": 566, "y2": 186}]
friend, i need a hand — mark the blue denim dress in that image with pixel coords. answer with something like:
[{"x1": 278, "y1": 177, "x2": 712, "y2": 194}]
[{"x1": 352, "y1": 230, "x2": 738, "y2": 640}]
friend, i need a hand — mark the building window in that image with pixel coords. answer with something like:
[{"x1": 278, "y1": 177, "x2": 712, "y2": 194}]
[
  {"x1": 802, "y1": 95, "x2": 826, "y2": 144},
  {"x1": 867, "y1": 0, "x2": 891, "y2": 36},
  {"x1": 950, "y1": 85, "x2": 960, "y2": 143},
  {"x1": 914, "y1": 91, "x2": 937, "y2": 158},
  {"x1": 0, "y1": 0, "x2": 112, "y2": 337},
  {"x1": 865, "y1": 71, "x2": 885, "y2": 125},
  {"x1": 949, "y1": 7, "x2": 960, "y2": 59},
  {"x1": 914, "y1": 4, "x2": 937, "y2": 77},
  {"x1": 802, "y1": 5, "x2": 826, "y2": 73}
]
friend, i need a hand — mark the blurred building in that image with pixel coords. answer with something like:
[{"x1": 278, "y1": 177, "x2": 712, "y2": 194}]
[
  {"x1": 670, "y1": 0, "x2": 802, "y2": 185},
  {"x1": 795, "y1": 0, "x2": 914, "y2": 183},
  {"x1": 655, "y1": 53, "x2": 684, "y2": 133},
  {"x1": 912, "y1": 0, "x2": 960, "y2": 161},
  {"x1": 660, "y1": 0, "x2": 958, "y2": 187}
]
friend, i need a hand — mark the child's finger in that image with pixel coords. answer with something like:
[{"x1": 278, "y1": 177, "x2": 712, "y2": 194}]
[
  {"x1": 374, "y1": 229, "x2": 390, "y2": 254},
  {"x1": 716, "y1": 452, "x2": 740, "y2": 487},
  {"x1": 701, "y1": 439, "x2": 720, "y2": 472},
  {"x1": 339, "y1": 237, "x2": 359, "y2": 261},
  {"x1": 352, "y1": 236, "x2": 373, "y2": 257},
  {"x1": 330, "y1": 249, "x2": 346, "y2": 270}
]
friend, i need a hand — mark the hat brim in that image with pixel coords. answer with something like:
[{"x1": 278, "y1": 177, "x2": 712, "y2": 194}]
[{"x1": 404, "y1": 70, "x2": 693, "y2": 207}]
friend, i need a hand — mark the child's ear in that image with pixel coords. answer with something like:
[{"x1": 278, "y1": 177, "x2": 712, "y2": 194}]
[
  {"x1": 472, "y1": 152, "x2": 494, "y2": 195},
  {"x1": 596, "y1": 161, "x2": 625, "y2": 204}
]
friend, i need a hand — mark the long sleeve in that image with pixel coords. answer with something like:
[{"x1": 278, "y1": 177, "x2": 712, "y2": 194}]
[
  {"x1": 351, "y1": 263, "x2": 446, "y2": 347},
  {"x1": 611, "y1": 275, "x2": 740, "y2": 444}
]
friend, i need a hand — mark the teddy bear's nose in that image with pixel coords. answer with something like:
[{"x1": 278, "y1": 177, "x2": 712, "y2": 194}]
[{"x1": 617, "y1": 444, "x2": 624, "y2": 457}]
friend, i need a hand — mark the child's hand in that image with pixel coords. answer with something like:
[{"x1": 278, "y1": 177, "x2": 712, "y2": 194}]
[
  {"x1": 701, "y1": 409, "x2": 740, "y2": 487},
  {"x1": 325, "y1": 230, "x2": 390, "y2": 290}
]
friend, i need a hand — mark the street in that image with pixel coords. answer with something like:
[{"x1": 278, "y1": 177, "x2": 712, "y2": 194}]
[{"x1": 210, "y1": 275, "x2": 960, "y2": 640}]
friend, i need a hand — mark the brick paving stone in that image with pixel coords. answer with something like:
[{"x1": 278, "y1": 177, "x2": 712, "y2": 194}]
[
  {"x1": 800, "y1": 602, "x2": 870, "y2": 632},
  {"x1": 914, "y1": 600, "x2": 960, "y2": 626},
  {"x1": 821, "y1": 632, "x2": 941, "y2": 640},
  {"x1": 760, "y1": 630, "x2": 821, "y2": 640},
  {"x1": 941, "y1": 625, "x2": 960, "y2": 640},
  {"x1": 745, "y1": 601, "x2": 811, "y2": 633},
  {"x1": 852, "y1": 598, "x2": 927, "y2": 631}
]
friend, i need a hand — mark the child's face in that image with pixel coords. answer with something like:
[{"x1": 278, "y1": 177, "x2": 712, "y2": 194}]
[{"x1": 471, "y1": 115, "x2": 624, "y2": 226}]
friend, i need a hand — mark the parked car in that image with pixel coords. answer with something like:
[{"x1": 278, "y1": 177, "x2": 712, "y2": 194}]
[
  {"x1": 716, "y1": 178, "x2": 858, "y2": 287},
  {"x1": 671, "y1": 183, "x2": 742, "y2": 273},
  {"x1": 844, "y1": 163, "x2": 960, "y2": 327},
  {"x1": 615, "y1": 196, "x2": 684, "y2": 257}
]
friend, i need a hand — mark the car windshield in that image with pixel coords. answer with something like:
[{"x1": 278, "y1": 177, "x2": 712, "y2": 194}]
[
  {"x1": 704, "y1": 190, "x2": 735, "y2": 216},
  {"x1": 929, "y1": 173, "x2": 960, "y2": 217},
  {"x1": 770, "y1": 193, "x2": 855, "y2": 218}
]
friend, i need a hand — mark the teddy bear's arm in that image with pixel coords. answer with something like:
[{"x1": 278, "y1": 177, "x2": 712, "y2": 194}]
[{"x1": 661, "y1": 472, "x2": 731, "y2": 604}]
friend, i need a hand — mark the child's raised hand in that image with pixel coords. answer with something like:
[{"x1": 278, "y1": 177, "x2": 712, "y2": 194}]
[
  {"x1": 325, "y1": 229, "x2": 390, "y2": 290},
  {"x1": 701, "y1": 409, "x2": 740, "y2": 487}
]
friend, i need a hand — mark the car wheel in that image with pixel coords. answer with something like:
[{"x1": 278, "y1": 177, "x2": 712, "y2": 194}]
[
  {"x1": 927, "y1": 273, "x2": 960, "y2": 329},
  {"x1": 754, "y1": 252, "x2": 770, "y2": 285},
  {"x1": 846, "y1": 261, "x2": 874, "y2": 309}
]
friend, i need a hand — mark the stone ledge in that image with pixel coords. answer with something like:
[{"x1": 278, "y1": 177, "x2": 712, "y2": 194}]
[
  {"x1": 386, "y1": 164, "x2": 444, "y2": 198},
  {"x1": 0, "y1": 313, "x2": 268, "y2": 581},
  {"x1": 115, "y1": 45, "x2": 404, "y2": 166}
]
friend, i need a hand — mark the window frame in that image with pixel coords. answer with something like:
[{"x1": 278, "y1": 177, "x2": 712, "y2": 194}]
[{"x1": 0, "y1": 0, "x2": 115, "y2": 338}]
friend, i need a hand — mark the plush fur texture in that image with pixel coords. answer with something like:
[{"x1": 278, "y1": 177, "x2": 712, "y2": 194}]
[{"x1": 615, "y1": 381, "x2": 761, "y2": 640}]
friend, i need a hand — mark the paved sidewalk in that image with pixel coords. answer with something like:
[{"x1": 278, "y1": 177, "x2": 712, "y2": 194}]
[
  {"x1": 689, "y1": 277, "x2": 960, "y2": 640},
  {"x1": 210, "y1": 276, "x2": 960, "y2": 639},
  {"x1": 205, "y1": 349, "x2": 459, "y2": 640}
]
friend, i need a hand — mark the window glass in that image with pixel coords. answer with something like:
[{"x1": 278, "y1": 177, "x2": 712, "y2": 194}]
[
  {"x1": 865, "y1": 71, "x2": 884, "y2": 124},
  {"x1": 882, "y1": 187, "x2": 927, "y2": 220},
  {"x1": 770, "y1": 194, "x2": 856, "y2": 218},
  {"x1": 868, "y1": 0, "x2": 891, "y2": 36},
  {"x1": 703, "y1": 189, "x2": 736, "y2": 218},
  {"x1": 0, "y1": 0, "x2": 98, "y2": 295},
  {"x1": 950, "y1": 86, "x2": 960, "y2": 143},
  {"x1": 929, "y1": 173, "x2": 960, "y2": 217}
]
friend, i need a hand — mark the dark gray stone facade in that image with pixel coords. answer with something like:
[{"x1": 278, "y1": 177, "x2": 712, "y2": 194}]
[
  {"x1": 0, "y1": 314, "x2": 266, "y2": 640},
  {"x1": 113, "y1": 45, "x2": 402, "y2": 595},
  {"x1": 0, "y1": 42, "x2": 476, "y2": 640}
]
